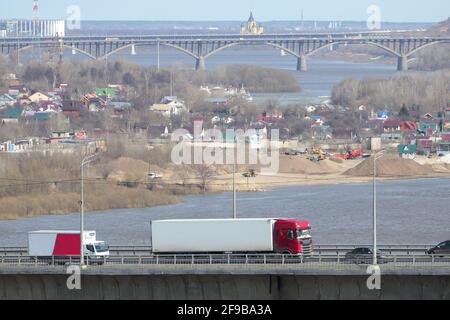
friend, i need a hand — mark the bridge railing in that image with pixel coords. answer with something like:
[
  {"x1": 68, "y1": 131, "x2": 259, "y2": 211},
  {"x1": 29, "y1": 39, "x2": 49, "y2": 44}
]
[
  {"x1": 0, "y1": 244, "x2": 435, "y2": 257},
  {"x1": 1, "y1": 253, "x2": 449, "y2": 267}
]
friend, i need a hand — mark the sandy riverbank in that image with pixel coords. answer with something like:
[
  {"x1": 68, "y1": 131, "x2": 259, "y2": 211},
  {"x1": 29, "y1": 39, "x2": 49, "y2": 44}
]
[
  {"x1": 206, "y1": 155, "x2": 450, "y2": 192},
  {"x1": 1, "y1": 153, "x2": 449, "y2": 220}
]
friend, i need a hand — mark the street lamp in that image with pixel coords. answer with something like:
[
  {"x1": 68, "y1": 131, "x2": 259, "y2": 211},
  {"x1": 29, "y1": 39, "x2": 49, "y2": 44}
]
[
  {"x1": 372, "y1": 149, "x2": 385, "y2": 265},
  {"x1": 80, "y1": 153, "x2": 99, "y2": 267},
  {"x1": 232, "y1": 136, "x2": 237, "y2": 219}
]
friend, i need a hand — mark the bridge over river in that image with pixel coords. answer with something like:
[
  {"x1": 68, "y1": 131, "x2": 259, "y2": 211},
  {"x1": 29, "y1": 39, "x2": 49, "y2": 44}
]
[
  {"x1": 0, "y1": 245, "x2": 449, "y2": 299},
  {"x1": 1, "y1": 32, "x2": 449, "y2": 71}
]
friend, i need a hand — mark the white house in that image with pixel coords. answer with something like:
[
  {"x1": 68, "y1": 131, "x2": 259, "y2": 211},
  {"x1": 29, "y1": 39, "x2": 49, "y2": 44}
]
[
  {"x1": 0, "y1": 94, "x2": 16, "y2": 108},
  {"x1": 150, "y1": 96, "x2": 187, "y2": 117}
]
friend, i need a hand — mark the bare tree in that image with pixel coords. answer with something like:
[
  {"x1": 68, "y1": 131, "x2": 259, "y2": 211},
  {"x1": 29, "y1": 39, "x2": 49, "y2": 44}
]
[{"x1": 194, "y1": 164, "x2": 216, "y2": 192}]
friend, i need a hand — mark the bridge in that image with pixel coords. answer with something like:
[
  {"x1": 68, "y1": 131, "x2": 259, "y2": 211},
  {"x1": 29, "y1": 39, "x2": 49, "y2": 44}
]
[
  {"x1": 1, "y1": 33, "x2": 449, "y2": 71},
  {"x1": 0, "y1": 245, "x2": 449, "y2": 299}
]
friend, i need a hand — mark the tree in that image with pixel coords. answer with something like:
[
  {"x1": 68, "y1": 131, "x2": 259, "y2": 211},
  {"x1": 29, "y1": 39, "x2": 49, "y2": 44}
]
[
  {"x1": 194, "y1": 164, "x2": 215, "y2": 192},
  {"x1": 399, "y1": 104, "x2": 410, "y2": 120}
]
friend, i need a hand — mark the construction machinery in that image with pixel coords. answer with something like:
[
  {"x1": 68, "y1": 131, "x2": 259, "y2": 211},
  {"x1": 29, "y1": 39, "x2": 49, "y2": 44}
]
[{"x1": 242, "y1": 169, "x2": 257, "y2": 178}]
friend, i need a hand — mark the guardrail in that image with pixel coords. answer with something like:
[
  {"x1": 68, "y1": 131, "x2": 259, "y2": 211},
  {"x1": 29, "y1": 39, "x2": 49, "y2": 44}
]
[
  {"x1": 0, "y1": 245, "x2": 436, "y2": 257},
  {"x1": 1, "y1": 254, "x2": 449, "y2": 267}
]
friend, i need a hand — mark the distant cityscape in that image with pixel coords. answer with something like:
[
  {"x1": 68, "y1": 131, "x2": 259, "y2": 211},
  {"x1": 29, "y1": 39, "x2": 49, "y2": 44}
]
[{"x1": 0, "y1": 17, "x2": 433, "y2": 37}]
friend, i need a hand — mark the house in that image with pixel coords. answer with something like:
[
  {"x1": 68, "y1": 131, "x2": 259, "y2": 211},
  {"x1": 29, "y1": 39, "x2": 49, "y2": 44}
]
[
  {"x1": 81, "y1": 94, "x2": 107, "y2": 112},
  {"x1": 8, "y1": 85, "x2": 29, "y2": 99},
  {"x1": 382, "y1": 119, "x2": 401, "y2": 132},
  {"x1": 418, "y1": 121, "x2": 439, "y2": 135},
  {"x1": 0, "y1": 139, "x2": 34, "y2": 152},
  {"x1": 205, "y1": 97, "x2": 228, "y2": 107},
  {"x1": 62, "y1": 100, "x2": 84, "y2": 117},
  {"x1": 416, "y1": 139, "x2": 434, "y2": 156},
  {"x1": 0, "y1": 106, "x2": 24, "y2": 124},
  {"x1": 150, "y1": 97, "x2": 186, "y2": 117},
  {"x1": 33, "y1": 112, "x2": 54, "y2": 121},
  {"x1": 399, "y1": 121, "x2": 418, "y2": 132},
  {"x1": 95, "y1": 87, "x2": 117, "y2": 98},
  {"x1": 0, "y1": 93, "x2": 16, "y2": 108},
  {"x1": 305, "y1": 114, "x2": 325, "y2": 125},
  {"x1": 381, "y1": 132, "x2": 402, "y2": 141},
  {"x1": 256, "y1": 111, "x2": 283, "y2": 123},
  {"x1": 28, "y1": 92, "x2": 50, "y2": 103},
  {"x1": 33, "y1": 100, "x2": 61, "y2": 113}
]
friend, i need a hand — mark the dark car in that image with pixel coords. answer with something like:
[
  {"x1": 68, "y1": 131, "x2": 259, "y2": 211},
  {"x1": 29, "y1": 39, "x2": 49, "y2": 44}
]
[
  {"x1": 344, "y1": 247, "x2": 390, "y2": 264},
  {"x1": 427, "y1": 241, "x2": 450, "y2": 256}
]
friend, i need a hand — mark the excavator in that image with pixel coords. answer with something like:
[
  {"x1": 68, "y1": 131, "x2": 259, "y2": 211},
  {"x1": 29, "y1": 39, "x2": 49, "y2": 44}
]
[{"x1": 308, "y1": 147, "x2": 326, "y2": 161}]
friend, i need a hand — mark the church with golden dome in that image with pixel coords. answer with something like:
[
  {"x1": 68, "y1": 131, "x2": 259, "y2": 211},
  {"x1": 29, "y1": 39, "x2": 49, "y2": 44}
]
[{"x1": 240, "y1": 12, "x2": 264, "y2": 35}]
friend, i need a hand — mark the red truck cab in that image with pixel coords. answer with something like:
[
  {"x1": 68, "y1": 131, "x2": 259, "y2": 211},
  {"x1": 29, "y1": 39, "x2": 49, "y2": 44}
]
[{"x1": 273, "y1": 219, "x2": 312, "y2": 255}]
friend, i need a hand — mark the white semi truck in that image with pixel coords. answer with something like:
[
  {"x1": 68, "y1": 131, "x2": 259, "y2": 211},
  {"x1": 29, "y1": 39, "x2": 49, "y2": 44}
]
[{"x1": 150, "y1": 218, "x2": 313, "y2": 255}]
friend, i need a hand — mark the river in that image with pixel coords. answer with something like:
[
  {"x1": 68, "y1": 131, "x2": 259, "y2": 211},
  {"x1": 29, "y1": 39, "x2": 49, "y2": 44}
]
[{"x1": 1, "y1": 178, "x2": 448, "y2": 246}]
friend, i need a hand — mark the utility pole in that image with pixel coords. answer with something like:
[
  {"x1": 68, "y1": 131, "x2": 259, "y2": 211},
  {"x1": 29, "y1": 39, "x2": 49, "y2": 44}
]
[
  {"x1": 372, "y1": 149, "x2": 385, "y2": 265},
  {"x1": 157, "y1": 40, "x2": 160, "y2": 72},
  {"x1": 80, "y1": 153, "x2": 99, "y2": 267},
  {"x1": 232, "y1": 136, "x2": 237, "y2": 219}
]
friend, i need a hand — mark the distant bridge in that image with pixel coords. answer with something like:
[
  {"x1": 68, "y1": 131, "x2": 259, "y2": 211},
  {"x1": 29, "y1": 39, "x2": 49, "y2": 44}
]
[{"x1": 1, "y1": 33, "x2": 450, "y2": 71}]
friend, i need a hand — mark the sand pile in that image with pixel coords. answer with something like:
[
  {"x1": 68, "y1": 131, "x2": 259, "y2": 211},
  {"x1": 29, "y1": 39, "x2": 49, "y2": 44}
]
[
  {"x1": 278, "y1": 156, "x2": 341, "y2": 174},
  {"x1": 344, "y1": 155, "x2": 434, "y2": 177},
  {"x1": 439, "y1": 154, "x2": 450, "y2": 164}
]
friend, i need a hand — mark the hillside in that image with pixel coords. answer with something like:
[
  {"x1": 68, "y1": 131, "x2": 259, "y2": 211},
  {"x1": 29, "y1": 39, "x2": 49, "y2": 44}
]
[{"x1": 427, "y1": 17, "x2": 450, "y2": 35}]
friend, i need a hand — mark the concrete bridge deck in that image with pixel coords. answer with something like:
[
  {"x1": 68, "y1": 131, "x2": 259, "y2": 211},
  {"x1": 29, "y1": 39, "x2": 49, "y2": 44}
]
[
  {"x1": 0, "y1": 264, "x2": 449, "y2": 300},
  {"x1": 1, "y1": 263, "x2": 449, "y2": 276}
]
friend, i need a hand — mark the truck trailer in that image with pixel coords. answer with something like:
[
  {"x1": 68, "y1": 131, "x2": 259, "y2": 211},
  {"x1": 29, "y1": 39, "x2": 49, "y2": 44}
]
[
  {"x1": 151, "y1": 218, "x2": 312, "y2": 255},
  {"x1": 28, "y1": 230, "x2": 110, "y2": 262}
]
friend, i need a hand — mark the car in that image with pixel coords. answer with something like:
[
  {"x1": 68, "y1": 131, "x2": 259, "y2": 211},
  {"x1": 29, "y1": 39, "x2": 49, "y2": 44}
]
[
  {"x1": 427, "y1": 240, "x2": 450, "y2": 256},
  {"x1": 344, "y1": 247, "x2": 390, "y2": 264},
  {"x1": 148, "y1": 172, "x2": 162, "y2": 180}
]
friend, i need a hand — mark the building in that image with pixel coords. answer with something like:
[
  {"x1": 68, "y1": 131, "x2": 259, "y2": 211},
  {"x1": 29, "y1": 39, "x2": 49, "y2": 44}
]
[
  {"x1": 0, "y1": 19, "x2": 65, "y2": 38},
  {"x1": 149, "y1": 96, "x2": 186, "y2": 117},
  {"x1": 240, "y1": 12, "x2": 264, "y2": 35},
  {"x1": 0, "y1": 93, "x2": 16, "y2": 108},
  {"x1": 28, "y1": 92, "x2": 50, "y2": 103},
  {"x1": 0, "y1": 106, "x2": 24, "y2": 124}
]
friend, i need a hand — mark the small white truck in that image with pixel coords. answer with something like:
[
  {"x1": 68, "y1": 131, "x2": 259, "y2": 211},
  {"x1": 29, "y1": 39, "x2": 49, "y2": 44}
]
[{"x1": 28, "y1": 230, "x2": 110, "y2": 263}]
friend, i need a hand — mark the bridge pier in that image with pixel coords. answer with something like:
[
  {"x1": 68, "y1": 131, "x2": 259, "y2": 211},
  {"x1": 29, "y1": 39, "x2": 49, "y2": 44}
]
[
  {"x1": 296, "y1": 55, "x2": 307, "y2": 72},
  {"x1": 195, "y1": 56, "x2": 205, "y2": 71},
  {"x1": 397, "y1": 54, "x2": 408, "y2": 71}
]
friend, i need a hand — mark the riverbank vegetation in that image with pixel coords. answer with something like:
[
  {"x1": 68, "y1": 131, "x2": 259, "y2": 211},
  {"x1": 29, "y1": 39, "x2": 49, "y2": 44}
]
[
  {"x1": 331, "y1": 70, "x2": 450, "y2": 113},
  {"x1": 0, "y1": 145, "x2": 179, "y2": 220}
]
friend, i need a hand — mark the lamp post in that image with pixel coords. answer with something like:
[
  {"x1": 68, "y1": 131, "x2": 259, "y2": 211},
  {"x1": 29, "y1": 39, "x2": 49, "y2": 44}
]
[
  {"x1": 232, "y1": 135, "x2": 237, "y2": 219},
  {"x1": 373, "y1": 149, "x2": 385, "y2": 265},
  {"x1": 80, "y1": 153, "x2": 98, "y2": 267}
]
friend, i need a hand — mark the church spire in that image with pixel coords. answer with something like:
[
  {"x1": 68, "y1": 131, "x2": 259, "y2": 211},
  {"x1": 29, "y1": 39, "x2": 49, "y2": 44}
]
[{"x1": 248, "y1": 11, "x2": 255, "y2": 22}]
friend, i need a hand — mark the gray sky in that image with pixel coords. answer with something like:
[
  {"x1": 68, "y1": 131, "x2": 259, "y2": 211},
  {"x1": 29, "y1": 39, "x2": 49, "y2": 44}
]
[{"x1": 0, "y1": 0, "x2": 449, "y2": 22}]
